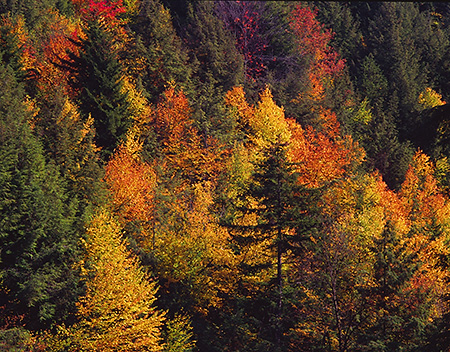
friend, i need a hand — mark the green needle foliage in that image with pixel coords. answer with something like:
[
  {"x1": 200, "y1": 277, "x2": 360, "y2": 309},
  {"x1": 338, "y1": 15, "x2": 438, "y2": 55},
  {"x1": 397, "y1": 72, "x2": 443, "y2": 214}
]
[
  {"x1": 66, "y1": 18, "x2": 132, "y2": 158},
  {"x1": 0, "y1": 62, "x2": 81, "y2": 330},
  {"x1": 227, "y1": 141, "x2": 319, "y2": 351}
]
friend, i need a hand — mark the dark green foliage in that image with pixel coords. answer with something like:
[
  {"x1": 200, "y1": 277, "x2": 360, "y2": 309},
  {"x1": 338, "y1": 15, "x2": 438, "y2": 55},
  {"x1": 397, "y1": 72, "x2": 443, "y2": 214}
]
[
  {"x1": 363, "y1": 109, "x2": 414, "y2": 190},
  {"x1": 130, "y1": 0, "x2": 192, "y2": 104},
  {"x1": 226, "y1": 141, "x2": 318, "y2": 351},
  {"x1": 0, "y1": 63, "x2": 81, "y2": 330},
  {"x1": 314, "y1": 1, "x2": 362, "y2": 78},
  {"x1": 407, "y1": 104, "x2": 450, "y2": 159},
  {"x1": 216, "y1": 1, "x2": 310, "y2": 119},
  {"x1": 65, "y1": 18, "x2": 132, "y2": 158},
  {"x1": 367, "y1": 3, "x2": 425, "y2": 120},
  {"x1": 355, "y1": 53, "x2": 415, "y2": 190},
  {"x1": 259, "y1": 2, "x2": 311, "y2": 120},
  {"x1": 0, "y1": 0, "x2": 72, "y2": 29},
  {"x1": 239, "y1": 143, "x2": 317, "y2": 253},
  {"x1": 316, "y1": 2, "x2": 450, "y2": 188},
  {"x1": 33, "y1": 86, "x2": 106, "y2": 230},
  {"x1": 187, "y1": 1, "x2": 244, "y2": 94},
  {"x1": 358, "y1": 54, "x2": 389, "y2": 107},
  {"x1": 357, "y1": 221, "x2": 425, "y2": 351},
  {"x1": 185, "y1": 1, "x2": 245, "y2": 143}
]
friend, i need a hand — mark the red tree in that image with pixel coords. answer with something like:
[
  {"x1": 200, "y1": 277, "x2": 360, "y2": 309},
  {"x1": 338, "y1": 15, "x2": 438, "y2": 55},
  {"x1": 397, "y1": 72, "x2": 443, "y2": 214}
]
[
  {"x1": 215, "y1": 1, "x2": 267, "y2": 81},
  {"x1": 289, "y1": 5, "x2": 345, "y2": 102}
]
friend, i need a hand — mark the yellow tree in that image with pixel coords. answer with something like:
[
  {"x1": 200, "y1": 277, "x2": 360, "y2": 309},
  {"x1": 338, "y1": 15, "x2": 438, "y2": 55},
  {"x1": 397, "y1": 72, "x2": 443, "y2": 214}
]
[
  {"x1": 291, "y1": 172, "x2": 386, "y2": 351},
  {"x1": 154, "y1": 181, "x2": 237, "y2": 314},
  {"x1": 399, "y1": 150, "x2": 450, "y2": 316},
  {"x1": 222, "y1": 85, "x2": 292, "y2": 200},
  {"x1": 418, "y1": 87, "x2": 446, "y2": 111},
  {"x1": 64, "y1": 209, "x2": 164, "y2": 351}
]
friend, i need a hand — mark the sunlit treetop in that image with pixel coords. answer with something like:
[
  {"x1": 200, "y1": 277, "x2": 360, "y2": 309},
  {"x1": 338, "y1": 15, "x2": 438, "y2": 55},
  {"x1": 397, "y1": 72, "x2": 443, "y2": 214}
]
[
  {"x1": 289, "y1": 5, "x2": 345, "y2": 77},
  {"x1": 289, "y1": 4, "x2": 345, "y2": 104},
  {"x1": 72, "y1": 0, "x2": 127, "y2": 26}
]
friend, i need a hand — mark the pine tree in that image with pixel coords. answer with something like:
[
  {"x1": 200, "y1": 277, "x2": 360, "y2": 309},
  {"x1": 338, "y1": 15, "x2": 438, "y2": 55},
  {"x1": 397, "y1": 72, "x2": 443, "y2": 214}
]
[
  {"x1": 227, "y1": 141, "x2": 318, "y2": 350},
  {"x1": 130, "y1": 0, "x2": 192, "y2": 104},
  {"x1": 65, "y1": 17, "x2": 132, "y2": 158},
  {"x1": 0, "y1": 62, "x2": 81, "y2": 330}
]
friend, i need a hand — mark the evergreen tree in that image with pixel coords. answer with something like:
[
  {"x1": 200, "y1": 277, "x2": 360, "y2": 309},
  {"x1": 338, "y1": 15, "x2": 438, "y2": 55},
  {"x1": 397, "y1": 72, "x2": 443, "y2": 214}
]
[
  {"x1": 185, "y1": 1, "x2": 245, "y2": 144},
  {"x1": 314, "y1": 1, "x2": 362, "y2": 82},
  {"x1": 357, "y1": 53, "x2": 414, "y2": 189},
  {"x1": 364, "y1": 110, "x2": 414, "y2": 190},
  {"x1": 259, "y1": 1, "x2": 309, "y2": 120},
  {"x1": 0, "y1": 14, "x2": 26, "y2": 81},
  {"x1": 130, "y1": 0, "x2": 192, "y2": 104},
  {"x1": 227, "y1": 141, "x2": 318, "y2": 351},
  {"x1": 33, "y1": 87, "x2": 106, "y2": 229},
  {"x1": 0, "y1": 62, "x2": 81, "y2": 330},
  {"x1": 65, "y1": 18, "x2": 132, "y2": 158},
  {"x1": 357, "y1": 3, "x2": 429, "y2": 134},
  {"x1": 357, "y1": 221, "x2": 423, "y2": 351},
  {"x1": 0, "y1": 0, "x2": 70, "y2": 30}
]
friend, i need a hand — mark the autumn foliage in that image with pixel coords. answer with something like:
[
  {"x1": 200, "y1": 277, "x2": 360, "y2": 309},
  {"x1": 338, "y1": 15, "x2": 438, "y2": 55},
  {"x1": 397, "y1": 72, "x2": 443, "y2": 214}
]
[
  {"x1": 63, "y1": 210, "x2": 164, "y2": 352},
  {"x1": 2, "y1": 2, "x2": 450, "y2": 351},
  {"x1": 290, "y1": 5, "x2": 345, "y2": 102},
  {"x1": 104, "y1": 138, "x2": 156, "y2": 244},
  {"x1": 73, "y1": 0, "x2": 126, "y2": 24}
]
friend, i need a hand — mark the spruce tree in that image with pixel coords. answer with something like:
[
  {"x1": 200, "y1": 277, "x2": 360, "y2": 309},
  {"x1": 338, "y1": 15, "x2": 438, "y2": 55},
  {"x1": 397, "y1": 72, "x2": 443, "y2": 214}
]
[
  {"x1": 227, "y1": 141, "x2": 318, "y2": 350},
  {"x1": 0, "y1": 62, "x2": 81, "y2": 330},
  {"x1": 130, "y1": 0, "x2": 192, "y2": 104},
  {"x1": 358, "y1": 54, "x2": 414, "y2": 189},
  {"x1": 357, "y1": 221, "x2": 422, "y2": 351},
  {"x1": 33, "y1": 87, "x2": 106, "y2": 230},
  {"x1": 314, "y1": 1, "x2": 362, "y2": 76},
  {"x1": 185, "y1": 1, "x2": 245, "y2": 145},
  {"x1": 66, "y1": 18, "x2": 132, "y2": 158}
]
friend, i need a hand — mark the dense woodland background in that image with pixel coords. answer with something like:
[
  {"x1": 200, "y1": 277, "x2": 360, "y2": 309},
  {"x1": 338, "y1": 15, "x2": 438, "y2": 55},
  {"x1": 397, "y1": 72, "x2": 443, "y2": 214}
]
[{"x1": 3, "y1": 1, "x2": 450, "y2": 351}]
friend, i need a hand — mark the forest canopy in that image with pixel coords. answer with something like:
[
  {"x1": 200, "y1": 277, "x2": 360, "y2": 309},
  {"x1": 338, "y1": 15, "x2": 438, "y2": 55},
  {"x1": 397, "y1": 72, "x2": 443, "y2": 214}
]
[{"x1": 2, "y1": 1, "x2": 450, "y2": 351}]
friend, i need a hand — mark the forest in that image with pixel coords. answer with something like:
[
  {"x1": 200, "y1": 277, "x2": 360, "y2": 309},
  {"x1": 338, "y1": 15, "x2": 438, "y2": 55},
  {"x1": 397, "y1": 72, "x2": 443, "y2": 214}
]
[{"x1": 2, "y1": 0, "x2": 450, "y2": 351}]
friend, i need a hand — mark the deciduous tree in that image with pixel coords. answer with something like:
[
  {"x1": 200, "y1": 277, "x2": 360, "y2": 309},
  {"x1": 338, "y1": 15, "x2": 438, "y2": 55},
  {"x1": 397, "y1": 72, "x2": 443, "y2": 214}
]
[{"x1": 55, "y1": 209, "x2": 165, "y2": 351}]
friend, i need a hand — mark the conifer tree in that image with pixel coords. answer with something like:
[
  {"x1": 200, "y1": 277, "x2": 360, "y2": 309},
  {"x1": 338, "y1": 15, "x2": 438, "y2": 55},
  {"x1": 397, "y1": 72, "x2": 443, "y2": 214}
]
[
  {"x1": 34, "y1": 87, "x2": 106, "y2": 228},
  {"x1": 65, "y1": 17, "x2": 132, "y2": 158},
  {"x1": 357, "y1": 221, "x2": 420, "y2": 351},
  {"x1": 0, "y1": 14, "x2": 26, "y2": 81},
  {"x1": 314, "y1": 1, "x2": 362, "y2": 76},
  {"x1": 358, "y1": 53, "x2": 414, "y2": 189},
  {"x1": 0, "y1": 62, "x2": 81, "y2": 330},
  {"x1": 76, "y1": 209, "x2": 164, "y2": 351},
  {"x1": 185, "y1": 1, "x2": 245, "y2": 144},
  {"x1": 228, "y1": 141, "x2": 318, "y2": 350},
  {"x1": 130, "y1": 0, "x2": 192, "y2": 104},
  {"x1": 47, "y1": 209, "x2": 165, "y2": 351}
]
